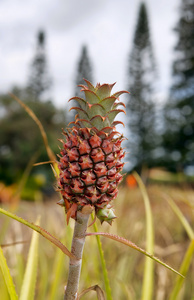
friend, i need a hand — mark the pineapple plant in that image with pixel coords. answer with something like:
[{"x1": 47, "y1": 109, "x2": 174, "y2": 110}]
[{"x1": 58, "y1": 79, "x2": 128, "y2": 224}]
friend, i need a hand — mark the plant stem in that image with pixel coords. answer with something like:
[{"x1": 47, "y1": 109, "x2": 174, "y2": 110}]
[{"x1": 64, "y1": 211, "x2": 90, "y2": 300}]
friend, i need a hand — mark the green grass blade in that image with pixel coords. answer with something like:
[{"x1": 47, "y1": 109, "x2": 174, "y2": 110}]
[
  {"x1": 15, "y1": 253, "x2": 25, "y2": 294},
  {"x1": 0, "y1": 207, "x2": 75, "y2": 259},
  {"x1": 0, "y1": 216, "x2": 11, "y2": 245},
  {"x1": 48, "y1": 237, "x2": 67, "y2": 300},
  {"x1": 92, "y1": 215, "x2": 113, "y2": 300},
  {"x1": 20, "y1": 217, "x2": 40, "y2": 300},
  {"x1": 0, "y1": 268, "x2": 10, "y2": 300},
  {"x1": 165, "y1": 194, "x2": 194, "y2": 240},
  {"x1": 169, "y1": 239, "x2": 194, "y2": 300},
  {"x1": 0, "y1": 245, "x2": 18, "y2": 300},
  {"x1": 133, "y1": 172, "x2": 154, "y2": 300},
  {"x1": 36, "y1": 252, "x2": 48, "y2": 300}
]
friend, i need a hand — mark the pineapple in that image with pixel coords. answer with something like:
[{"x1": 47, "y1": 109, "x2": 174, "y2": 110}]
[{"x1": 58, "y1": 80, "x2": 128, "y2": 224}]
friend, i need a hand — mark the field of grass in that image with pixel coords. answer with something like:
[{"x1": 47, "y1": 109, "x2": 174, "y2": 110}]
[{"x1": 0, "y1": 182, "x2": 194, "y2": 300}]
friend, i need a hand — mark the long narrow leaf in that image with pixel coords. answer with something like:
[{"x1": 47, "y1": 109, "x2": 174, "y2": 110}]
[
  {"x1": 169, "y1": 239, "x2": 194, "y2": 300},
  {"x1": 164, "y1": 194, "x2": 194, "y2": 299},
  {"x1": 20, "y1": 217, "x2": 40, "y2": 300},
  {"x1": 92, "y1": 214, "x2": 113, "y2": 300},
  {"x1": 164, "y1": 194, "x2": 194, "y2": 240},
  {"x1": 0, "y1": 216, "x2": 12, "y2": 245},
  {"x1": 0, "y1": 268, "x2": 10, "y2": 300},
  {"x1": 134, "y1": 172, "x2": 154, "y2": 300},
  {"x1": 0, "y1": 207, "x2": 75, "y2": 259},
  {"x1": 48, "y1": 237, "x2": 67, "y2": 300},
  {"x1": 15, "y1": 254, "x2": 25, "y2": 295},
  {"x1": 86, "y1": 232, "x2": 184, "y2": 278},
  {"x1": 0, "y1": 246, "x2": 18, "y2": 300}
]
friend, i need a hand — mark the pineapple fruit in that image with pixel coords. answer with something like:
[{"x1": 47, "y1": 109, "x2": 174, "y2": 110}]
[{"x1": 58, "y1": 80, "x2": 128, "y2": 224}]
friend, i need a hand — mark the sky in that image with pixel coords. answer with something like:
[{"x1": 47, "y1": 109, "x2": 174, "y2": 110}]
[{"x1": 0, "y1": 0, "x2": 180, "y2": 108}]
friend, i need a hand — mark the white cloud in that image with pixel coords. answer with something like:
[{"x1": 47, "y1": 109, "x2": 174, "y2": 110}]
[{"x1": 0, "y1": 0, "x2": 180, "y2": 107}]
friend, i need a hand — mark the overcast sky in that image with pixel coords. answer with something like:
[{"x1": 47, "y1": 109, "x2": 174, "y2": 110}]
[{"x1": 1, "y1": 0, "x2": 180, "y2": 107}]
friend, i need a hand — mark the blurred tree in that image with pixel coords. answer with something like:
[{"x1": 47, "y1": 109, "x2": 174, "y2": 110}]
[
  {"x1": 126, "y1": 2, "x2": 157, "y2": 172},
  {"x1": 75, "y1": 45, "x2": 93, "y2": 97},
  {"x1": 163, "y1": 0, "x2": 194, "y2": 171},
  {"x1": 0, "y1": 87, "x2": 67, "y2": 186},
  {"x1": 68, "y1": 45, "x2": 94, "y2": 123},
  {"x1": 0, "y1": 30, "x2": 67, "y2": 192},
  {"x1": 27, "y1": 30, "x2": 52, "y2": 101}
]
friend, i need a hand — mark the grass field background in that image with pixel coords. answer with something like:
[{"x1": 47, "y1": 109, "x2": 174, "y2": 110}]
[{"x1": 0, "y1": 181, "x2": 194, "y2": 300}]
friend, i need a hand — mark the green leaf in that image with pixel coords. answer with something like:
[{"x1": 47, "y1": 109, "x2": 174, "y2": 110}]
[
  {"x1": 68, "y1": 97, "x2": 87, "y2": 110},
  {"x1": 0, "y1": 268, "x2": 10, "y2": 300},
  {"x1": 77, "y1": 119, "x2": 93, "y2": 128},
  {"x1": 48, "y1": 236, "x2": 67, "y2": 300},
  {"x1": 83, "y1": 79, "x2": 95, "y2": 91},
  {"x1": 0, "y1": 246, "x2": 18, "y2": 300},
  {"x1": 100, "y1": 97, "x2": 117, "y2": 112},
  {"x1": 164, "y1": 195, "x2": 194, "y2": 299},
  {"x1": 69, "y1": 106, "x2": 89, "y2": 119},
  {"x1": 20, "y1": 217, "x2": 40, "y2": 300},
  {"x1": 113, "y1": 101, "x2": 126, "y2": 109},
  {"x1": 169, "y1": 240, "x2": 194, "y2": 300},
  {"x1": 84, "y1": 90, "x2": 100, "y2": 104},
  {"x1": 107, "y1": 109, "x2": 125, "y2": 124},
  {"x1": 86, "y1": 232, "x2": 184, "y2": 278},
  {"x1": 95, "y1": 83, "x2": 114, "y2": 99},
  {"x1": 133, "y1": 172, "x2": 154, "y2": 300},
  {"x1": 112, "y1": 90, "x2": 129, "y2": 99},
  {"x1": 90, "y1": 115, "x2": 110, "y2": 130},
  {"x1": 86, "y1": 103, "x2": 105, "y2": 119},
  {"x1": 165, "y1": 194, "x2": 194, "y2": 240},
  {"x1": 92, "y1": 213, "x2": 113, "y2": 300},
  {"x1": 0, "y1": 207, "x2": 75, "y2": 260}
]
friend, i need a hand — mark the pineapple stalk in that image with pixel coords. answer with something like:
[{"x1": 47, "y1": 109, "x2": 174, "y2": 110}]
[{"x1": 64, "y1": 210, "x2": 91, "y2": 300}]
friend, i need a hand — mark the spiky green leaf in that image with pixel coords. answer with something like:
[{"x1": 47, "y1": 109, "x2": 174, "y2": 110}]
[
  {"x1": 86, "y1": 103, "x2": 105, "y2": 119},
  {"x1": 70, "y1": 107, "x2": 89, "y2": 119},
  {"x1": 112, "y1": 121, "x2": 125, "y2": 127},
  {"x1": 107, "y1": 109, "x2": 125, "y2": 124},
  {"x1": 100, "y1": 97, "x2": 117, "y2": 112},
  {"x1": 76, "y1": 119, "x2": 93, "y2": 128},
  {"x1": 83, "y1": 79, "x2": 95, "y2": 91},
  {"x1": 112, "y1": 90, "x2": 129, "y2": 99},
  {"x1": 84, "y1": 90, "x2": 100, "y2": 104},
  {"x1": 90, "y1": 115, "x2": 110, "y2": 130},
  {"x1": 68, "y1": 97, "x2": 87, "y2": 110},
  {"x1": 95, "y1": 83, "x2": 115, "y2": 99},
  {"x1": 113, "y1": 101, "x2": 126, "y2": 109}
]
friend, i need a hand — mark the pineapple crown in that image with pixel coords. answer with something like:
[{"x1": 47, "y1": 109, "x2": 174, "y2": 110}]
[{"x1": 68, "y1": 79, "x2": 129, "y2": 133}]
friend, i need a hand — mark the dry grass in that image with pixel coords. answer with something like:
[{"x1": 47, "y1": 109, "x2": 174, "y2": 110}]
[{"x1": 1, "y1": 183, "x2": 194, "y2": 300}]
